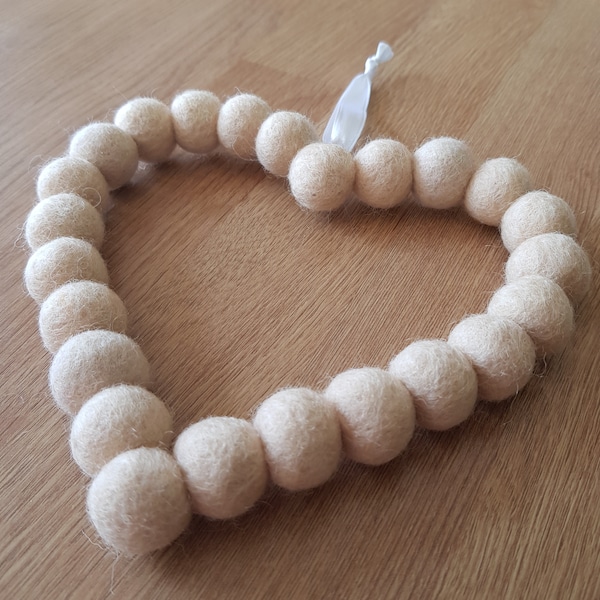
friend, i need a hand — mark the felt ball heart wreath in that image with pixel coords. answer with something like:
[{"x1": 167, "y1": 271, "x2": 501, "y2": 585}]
[{"x1": 24, "y1": 44, "x2": 591, "y2": 556}]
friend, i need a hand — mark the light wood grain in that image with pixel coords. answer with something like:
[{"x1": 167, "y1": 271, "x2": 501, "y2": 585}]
[{"x1": 1, "y1": 0, "x2": 599, "y2": 598}]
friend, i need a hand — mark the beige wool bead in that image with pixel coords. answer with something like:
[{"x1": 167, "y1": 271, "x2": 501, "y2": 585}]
[
  {"x1": 388, "y1": 339, "x2": 478, "y2": 431},
  {"x1": 87, "y1": 447, "x2": 191, "y2": 556},
  {"x1": 24, "y1": 237, "x2": 109, "y2": 304},
  {"x1": 505, "y1": 233, "x2": 591, "y2": 304},
  {"x1": 324, "y1": 368, "x2": 415, "y2": 466},
  {"x1": 39, "y1": 281, "x2": 127, "y2": 353},
  {"x1": 255, "y1": 111, "x2": 318, "y2": 177},
  {"x1": 500, "y1": 191, "x2": 577, "y2": 252},
  {"x1": 36, "y1": 156, "x2": 110, "y2": 212},
  {"x1": 114, "y1": 97, "x2": 175, "y2": 163},
  {"x1": 353, "y1": 139, "x2": 413, "y2": 209},
  {"x1": 49, "y1": 330, "x2": 151, "y2": 414},
  {"x1": 448, "y1": 314, "x2": 536, "y2": 402},
  {"x1": 412, "y1": 137, "x2": 476, "y2": 209},
  {"x1": 288, "y1": 142, "x2": 355, "y2": 212},
  {"x1": 252, "y1": 387, "x2": 342, "y2": 491},
  {"x1": 217, "y1": 93, "x2": 271, "y2": 159},
  {"x1": 25, "y1": 193, "x2": 105, "y2": 251},
  {"x1": 171, "y1": 90, "x2": 221, "y2": 154},
  {"x1": 70, "y1": 385, "x2": 174, "y2": 476},
  {"x1": 174, "y1": 417, "x2": 268, "y2": 519},
  {"x1": 69, "y1": 122, "x2": 139, "y2": 189},
  {"x1": 464, "y1": 157, "x2": 531, "y2": 226},
  {"x1": 487, "y1": 275, "x2": 575, "y2": 357}
]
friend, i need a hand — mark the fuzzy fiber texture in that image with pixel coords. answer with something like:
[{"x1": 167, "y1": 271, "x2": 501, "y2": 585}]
[
  {"x1": 174, "y1": 417, "x2": 268, "y2": 519},
  {"x1": 255, "y1": 111, "x2": 318, "y2": 178},
  {"x1": 487, "y1": 275, "x2": 575, "y2": 357},
  {"x1": 171, "y1": 90, "x2": 221, "y2": 154},
  {"x1": 388, "y1": 339, "x2": 478, "y2": 430},
  {"x1": 69, "y1": 122, "x2": 139, "y2": 189},
  {"x1": 114, "y1": 97, "x2": 175, "y2": 163},
  {"x1": 217, "y1": 93, "x2": 271, "y2": 160},
  {"x1": 25, "y1": 237, "x2": 109, "y2": 304},
  {"x1": 412, "y1": 137, "x2": 476, "y2": 209},
  {"x1": 505, "y1": 232, "x2": 591, "y2": 304},
  {"x1": 36, "y1": 156, "x2": 110, "y2": 212},
  {"x1": 70, "y1": 385, "x2": 173, "y2": 476},
  {"x1": 25, "y1": 193, "x2": 105, "y2": 251},
  {"x1": 500, "y1": 190, "x2": 577, "y2": 253},
  {"x1": 49, "y1": 330, "x2": 152, "y2": 415},
  {"x1": 87, "y1": 447, "x2": 191, "y2": 556},
  {"x1": 39, "y1": 281, "x2": 127, "y2": 353},
  {"x1": 288, "y1": 142, "x2": 355, "y2": 212},
  {"x1": 448, "y1": 314, "x2": 536, "y2": 402},
  {"x1": 324, "y1": 367, "x2": 415, "y2": 465},
  {"x1": 464, "y1": 157, "x2": 531, "y2": 226},
  {"x1": 252, "y1": 387, "x2": 342, "y2": 491},
  {"x1": 353, "y1": 139, "x2": 413, "y2": 209}
]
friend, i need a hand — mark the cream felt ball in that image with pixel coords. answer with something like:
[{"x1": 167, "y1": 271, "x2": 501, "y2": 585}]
[
  {"x1": 36, "y1": 156, "x2": 110, "y2": 212},
  {"x1": 171, "y1": 90, "x2": 221, "y2": 154},
  {"x1": 487, "y1": 275, "x2": 575, "y2": 357},
  {"x1": 114, "y1": 97, "x2": 175, "y2": 163},
  {"x1": 24, "y1": 237, "x2": 109, "y2": 304},
  {"x1": 87, "y1": 447, "x2": 191, "y2": 556},
  {"x1": 69, "y1": 122, "x2": 139, "y2": 189},
  {"x1": 324, "y1": 368, "x2": 415, "y2": 466},
  {"x1": 70, "y1": 385, "x2": 174, "y2": 477},
  {"x1": 174, "y1": 417, "x2": 268, "y2": 519},
  {"x1": 353, "y1": 139, "x2": 413, "y2": 209},
  {"x1": 252, "y1": 387, "x2": 342, "y2": 491},
  {"x1": 49, "y1": 330, "x2": 151, "y2": 414},
  {"x1": 464, "y1": 157, "x2": 531, "y2": 226},
  {"x1": 500, "y1": 191, "x2": 578, "y2": 253},
  {"x1": 25, "y1": 193, "x2": 105, "y2": 251},
  {"x1": 217, "y1": 93, "x2": 271, "y2": 159},
  {"x1": 412, "y1": 137, "x2": 476, "y2": 209},
  {"x1": 256, "y1": 111, "x2": 318, "y2": 177},
  {"x1": 388, "y1": 340, "x2": 478, "y2": 431},
  {"x1": 448, "y1": 314, "x2": 536, "y2": 402},
  {"x1": 39, "y1": 281, "x2": 127, "y2": 353},
  {"x1": 288, "y1": 142, "x2": 355, "y2": 212},
  {"x1": 505, "y1": 232, "x2": 591, "y2": 304}
]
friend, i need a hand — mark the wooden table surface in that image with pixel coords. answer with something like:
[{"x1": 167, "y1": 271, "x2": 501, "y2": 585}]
[{"x1": 1, "y1": 0, "x2": 599, "y2": 598}]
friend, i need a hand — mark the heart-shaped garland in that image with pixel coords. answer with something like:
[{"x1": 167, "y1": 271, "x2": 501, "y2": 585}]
[{"x1": 23, "y1": 46, "x2": 591, "y2": 556}]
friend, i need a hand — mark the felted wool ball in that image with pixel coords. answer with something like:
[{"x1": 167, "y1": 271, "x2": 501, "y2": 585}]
[
  {"x1": 487, "y1": 275, "x2": 575, "y2": 357},
  {"x1": 353, "y1": 139, "x2": 413, "y2": 209},
  {"x1": 500, "y1": 191, "x2": 577, "y2": 252},
  {"x1": 388, "y1": 339, "x2": 478, "y2": 430},
  {"x1": 174, "y1": 417, "x2": 268, "y2": 519},
  {"x1": 24, "y1": 237, "x2": 109, "y2": 304},
  {"x1": 288, "y1": 143, "x2": 355, "y2": 212},
  {"x1": 114, "y1": 97, "x2": 175, "y2": 163},
  {"x1": 217, "y1": 93, "x2": 271, "y2": 159},
  {"x1": 70, "y1": 385, "x2": 173, "y2": 476},
  {"x1": 255, "y1": 111, "x2": 318, "y2": 177},
  {"x1": 39, "y1": 281, "x2": 127, "y2": 353},
  {"x1": 171, "y1": 90, "x2": 221, "y2": 154},
  {"x1": 412, "y1": 137, "x2": 476, "y2": 209},
  {"x1": 25, "y1": 193, "x2": 105, "y2": 251},
  {"x1": 69, "y1": 122, "x2": 139, "y2": 189},
  {"x1": 36, "y1": 156, "x2": 110, "y2": 212},
  {"x1": 324, "y1": 368, "x2": 415, "y2": 465},
  {"x1": 505, "y1": 233, "x2": 591, "y2": 304},
  {"x1": 252, "y1": 387, "x2": 341, "y2": 491},
  {"x1": 464, "y1": 157, "x2": 531, "y2": 226},
  {"x1": 49, "y1": 330, "x2": 151, "y2": 414},
  {"x1": 87, "y1": 447, "x2": 191, "y2": 556},
  {"x1": 448, "y1": 314, "x2": 536, "y2": 402}
]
